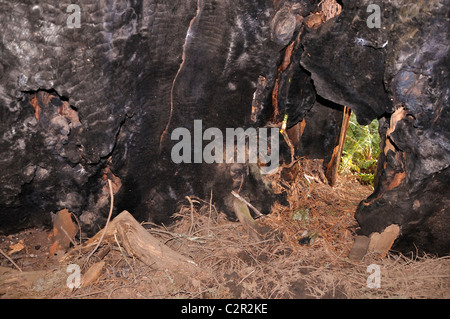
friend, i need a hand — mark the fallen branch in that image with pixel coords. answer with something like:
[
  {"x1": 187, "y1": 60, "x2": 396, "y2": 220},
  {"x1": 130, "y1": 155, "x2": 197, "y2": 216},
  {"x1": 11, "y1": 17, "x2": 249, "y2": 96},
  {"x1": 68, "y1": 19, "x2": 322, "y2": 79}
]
[
  {"x1": 231, "y1": 196, "x2": 263, "y2": 241},
  {"x1": 0, "y1": 248, "x2": 22, "y2": 272},
  {"x1": 231, "y1": 191, "x2": 264, "y2": 218},
  {"x1": 83, "y1": 211, "x2": 198, "y2": 272}
]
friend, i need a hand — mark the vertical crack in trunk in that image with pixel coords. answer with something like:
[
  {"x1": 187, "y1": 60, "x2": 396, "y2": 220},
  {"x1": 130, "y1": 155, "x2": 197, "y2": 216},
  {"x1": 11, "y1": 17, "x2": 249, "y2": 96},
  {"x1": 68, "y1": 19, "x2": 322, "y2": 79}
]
[{"x1": 159, "y1": 0, "x2": 203, "y2": 151}]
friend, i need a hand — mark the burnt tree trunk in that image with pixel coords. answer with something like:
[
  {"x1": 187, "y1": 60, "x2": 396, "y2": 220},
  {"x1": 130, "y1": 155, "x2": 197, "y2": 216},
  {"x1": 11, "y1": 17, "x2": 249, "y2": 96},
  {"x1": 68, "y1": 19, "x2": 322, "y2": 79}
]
[
  {"x1": 0, "y1": 0, "x2": 319, "y2": 233},
  {"x1": 0, "y1": 0, "x2": 448, "y2": 255},
  {"x1": 300, "y1": 0, "x2": 450, "y2": 255}
]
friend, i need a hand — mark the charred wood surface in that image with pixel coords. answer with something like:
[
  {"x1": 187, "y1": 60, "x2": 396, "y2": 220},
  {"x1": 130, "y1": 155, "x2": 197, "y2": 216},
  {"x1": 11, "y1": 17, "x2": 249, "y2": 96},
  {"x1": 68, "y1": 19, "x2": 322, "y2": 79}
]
[
  {"x1": 0, "y1": 0, "x2": 448, "y2": 255},
  {"x1": 300, "y1": 0, "x2": 449, "y2": 255}
]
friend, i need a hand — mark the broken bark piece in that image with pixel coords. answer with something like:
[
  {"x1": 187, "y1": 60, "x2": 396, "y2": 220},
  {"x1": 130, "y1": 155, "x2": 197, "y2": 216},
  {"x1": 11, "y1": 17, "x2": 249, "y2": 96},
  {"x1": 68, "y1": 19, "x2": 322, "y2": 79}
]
[
  {"x1": 303, "y1": 13, "x2": 324, "y2": 29},
  {"x1": 82, "y1": 211, "x2": 197, "y2": 273},
  {"x1": 348, "y1": 235, "x2": 370, "y2": 261},
  {"x1": 348, "y1": 225, "x2": 400, "y2": 260},
  {"x1": 81, "y1": 261, "x2": 105, "y2": 287},
  {"x1": 368, "y1": 224, "x2": 400, "y2": 257},
  {"x1": 49, "y1": 209, "x2": 77, "y2": 256},
  {"x1": 384, "y1": 107, "x2": 407, "y2": 156},
  {"x1": 8, "y1": 239, "x2": 25, "y2": 256}
]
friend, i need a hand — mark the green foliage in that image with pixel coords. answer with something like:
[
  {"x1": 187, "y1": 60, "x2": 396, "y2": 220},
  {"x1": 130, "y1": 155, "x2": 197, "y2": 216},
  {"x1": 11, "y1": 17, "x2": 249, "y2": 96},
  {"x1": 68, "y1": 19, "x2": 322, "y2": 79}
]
[{"x1": 340, "y1": 112, "x2": 381, "y2": 187}]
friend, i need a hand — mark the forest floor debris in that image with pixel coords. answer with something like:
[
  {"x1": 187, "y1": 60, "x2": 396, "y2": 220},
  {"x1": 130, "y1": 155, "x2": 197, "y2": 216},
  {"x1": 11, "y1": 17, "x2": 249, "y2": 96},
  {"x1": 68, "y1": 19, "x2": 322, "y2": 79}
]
[{"x1": 1, "y1": 159, "x2": 449, "y2": 299}]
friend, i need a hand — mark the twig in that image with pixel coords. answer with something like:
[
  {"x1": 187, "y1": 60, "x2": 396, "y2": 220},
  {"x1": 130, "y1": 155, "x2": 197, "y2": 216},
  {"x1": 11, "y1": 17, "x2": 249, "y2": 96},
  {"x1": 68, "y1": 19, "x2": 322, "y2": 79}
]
[
  {"x1": 281, "y1": 130, "x2": 295, "y2": 168},
  {"x1": 237, "y1": 268, "x2": 256, "y2": 285},
  {"x1": 113, "y1": 231, "x2": 137, "y2": 283},
  {"x1": 69, "y1": 211, "x2": 83, "y2": 245},
  {"x1": 231, "y1": 191, "x2": 264, "y2": 218},
  {"x1": 208, "y1": 189, "x2": 213, "y2": 235},
  {"x1": 85, "y1": 179, "x2": 114, "y2": 264},
  {"x1": 304, "y1": 174, "x2": 318, "y2": 184},
  {"x1": 71, "y1": 290, "x2": 110, "y2": 299},
  {"x1": 0, "y1": 248, "x2": 23, "y2": 272},
  {"x1": 186, "y1": 196, "x2": 195, "y2": 235},
  {"x1": 165, "y1": 269, "x2": 174, "y2": 284},
  {"x1": 107, "y1": 285, "x2": 137, "y2": 299},
  {"x1": 61, "y1": 226, "x2": 78, "y2": 247}
]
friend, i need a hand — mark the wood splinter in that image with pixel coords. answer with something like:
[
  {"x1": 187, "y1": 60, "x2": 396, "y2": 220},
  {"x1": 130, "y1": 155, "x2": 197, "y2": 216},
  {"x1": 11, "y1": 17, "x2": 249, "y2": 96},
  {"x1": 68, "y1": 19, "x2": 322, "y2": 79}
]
[{"x1": 231, "y1": 194, "x2": 265, "y2": 241}]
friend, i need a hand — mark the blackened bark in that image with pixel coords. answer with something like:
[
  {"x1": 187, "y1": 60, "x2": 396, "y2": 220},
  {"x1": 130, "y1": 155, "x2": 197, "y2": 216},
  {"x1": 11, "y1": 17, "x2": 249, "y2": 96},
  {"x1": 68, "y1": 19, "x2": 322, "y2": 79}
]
[{"x1": 300, "y1": 0, "x2": 450, "y2": 255}]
